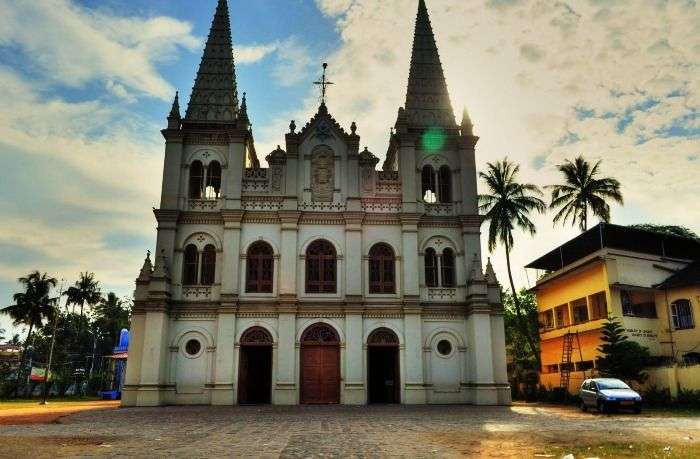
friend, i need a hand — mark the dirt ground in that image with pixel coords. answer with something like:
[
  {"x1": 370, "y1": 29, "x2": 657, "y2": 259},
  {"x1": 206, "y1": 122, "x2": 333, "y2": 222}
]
[
  {"x1": 0, "y1": 402, "x2": 697, "y2": 458},
  {"x1": 0, "y1": 400, "x2": 119, "y2": 425}
]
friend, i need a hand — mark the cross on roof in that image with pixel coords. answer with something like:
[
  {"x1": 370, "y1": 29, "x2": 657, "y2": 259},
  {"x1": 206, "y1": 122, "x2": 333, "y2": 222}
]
[{"x1": 313, "y1": 63, "x2": 334, "y2": 105}]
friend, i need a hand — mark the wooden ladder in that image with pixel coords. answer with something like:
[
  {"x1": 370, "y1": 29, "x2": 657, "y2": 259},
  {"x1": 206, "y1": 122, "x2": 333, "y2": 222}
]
[{"x1": 559, "y1": 332, "x2": 575, "y2": 391}]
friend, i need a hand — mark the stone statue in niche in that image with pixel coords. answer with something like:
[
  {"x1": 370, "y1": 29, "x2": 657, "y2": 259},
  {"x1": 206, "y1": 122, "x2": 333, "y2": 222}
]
[{"x1": 311, "y1": 148, "x2": 334, "y2": 202}]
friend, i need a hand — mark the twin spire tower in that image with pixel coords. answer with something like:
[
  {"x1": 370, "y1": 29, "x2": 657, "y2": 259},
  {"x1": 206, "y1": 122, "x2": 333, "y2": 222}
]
[{"x1": 170, "y1": 0, "x2": 465, "y2": 135}]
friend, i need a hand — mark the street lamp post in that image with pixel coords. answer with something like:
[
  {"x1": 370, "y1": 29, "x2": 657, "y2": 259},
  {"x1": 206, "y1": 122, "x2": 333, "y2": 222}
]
[{"x1": 41, "y1": 279, "x2": 64, "y2": 405}]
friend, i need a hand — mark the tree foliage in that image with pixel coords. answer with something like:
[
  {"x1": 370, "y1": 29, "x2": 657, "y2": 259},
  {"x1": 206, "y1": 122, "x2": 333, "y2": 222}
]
[
  {"x1": 479, "y1": 159, "x2": 545, "y2": 364},
  {"x1": 628, "y1": 224, "x2": 699, "y2": 240},
  {"x1": 64, "y1": 272, "x2": 102, "y2": 317},
  {"x1": 502, "y1": 289, "x2": 540, "y2": 366},
  {"x1": 596, "y1": 316, "x2": 650, "y2": 383},
  {"x1": 548, "y1": 156, "x2": 623, "y2": 231}
]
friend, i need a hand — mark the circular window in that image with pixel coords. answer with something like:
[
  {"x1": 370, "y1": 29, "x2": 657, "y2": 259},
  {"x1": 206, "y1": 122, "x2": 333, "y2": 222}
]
[
  {"x1": 185, "y1": 339, "x2": 202, "y2": 356},
  {"x1": 437, "y1": 339, "x2": 453, "y2": 356}
]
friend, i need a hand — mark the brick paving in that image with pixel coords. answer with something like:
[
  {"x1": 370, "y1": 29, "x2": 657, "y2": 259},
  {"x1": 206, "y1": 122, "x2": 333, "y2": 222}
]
[{"x1": 1, "y1": 404, "x2": 698, "y2": 458}]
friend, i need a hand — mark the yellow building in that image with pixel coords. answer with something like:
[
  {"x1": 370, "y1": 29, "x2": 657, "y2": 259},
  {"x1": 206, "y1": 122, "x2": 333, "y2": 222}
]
[{"x1": 526, "y1": 223, "x2": 700, "y2": 393}]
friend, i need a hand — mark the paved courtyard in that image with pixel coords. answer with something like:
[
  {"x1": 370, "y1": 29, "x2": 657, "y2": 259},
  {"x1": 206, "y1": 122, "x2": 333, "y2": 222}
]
[{"x1": 0, "y1": 404, "x2": 698, "y2": 458}]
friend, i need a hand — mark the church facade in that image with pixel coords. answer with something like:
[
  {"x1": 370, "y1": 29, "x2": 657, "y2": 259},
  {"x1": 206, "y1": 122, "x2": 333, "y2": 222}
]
[{"x1": 123, "y1": 0, "x2": 510, "y2": 407}]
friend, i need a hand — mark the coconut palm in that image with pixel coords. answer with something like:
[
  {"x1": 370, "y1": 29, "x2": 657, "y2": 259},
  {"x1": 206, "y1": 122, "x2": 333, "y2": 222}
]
[
  {"x1": 64, "y1": 272, "x2": 102, "y2": 318},
  {"x1": 2, "y1": 271, "x2": 58, "y2": 347},
  {"x1": 479, "y1": 159, "x2": 546, "y2": 362},
  {"x1": 548, "y1": 156, "x2": 623, "y2": 232}
]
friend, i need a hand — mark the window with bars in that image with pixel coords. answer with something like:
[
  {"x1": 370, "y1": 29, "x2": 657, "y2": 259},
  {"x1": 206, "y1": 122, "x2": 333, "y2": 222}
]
[
  {"x1": 438, "y1": 166, "x2": 451, "y2": 203},
  {"x1": 183, "y1": 244, "x2": 199, "y2": 285},
  {"x1": 424, "y1": 248, "x2": 438, "y2": 287},
  {"x1": 421, "y1": 165, "x2": 436, "y2": 203},
  {"x1": 183, "y1": 243, "x2": 216, "y2": 286},
  {"x1": 441, "y1": 248, "x2": 456, "y2": 287},
  {"x1": 306, "y1": 240, "x2": 337, "y2": 293},
  {"x1": 368, "y1": 243, "x2": 396, "y2": 294},
  {"x1": 200, "y1": 244, "x2": 216, "y2": 285},
  {"x1": 189, "y1": 161, "x2": 204, "y2": 199},
  {"x1": 671, "y1": 299, "x2": 694, "y2": 330},
  {"x1": 205, "y1": 161, "x2": 222, "y2": 199},
  {"x1": 246, "y1": 242, "x2": 274, "y2": 293}
]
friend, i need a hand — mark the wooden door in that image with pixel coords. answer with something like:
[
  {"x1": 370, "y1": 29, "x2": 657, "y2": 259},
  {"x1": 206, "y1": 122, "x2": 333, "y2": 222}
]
[{"x1": 301, "y1": 345, "x2": 340, "y2": 404}]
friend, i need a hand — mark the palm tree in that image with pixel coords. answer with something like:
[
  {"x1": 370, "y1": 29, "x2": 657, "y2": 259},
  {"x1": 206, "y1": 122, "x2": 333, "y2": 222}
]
[
  {"x1": 64, "y1": 272, "x2": 102, "y2": 318},
  {"x1": 2, "y1": 271, "x2": 58, "y2": 395},
  {"x1": 479, "y1": 159, "x2": 546, "y2": 363},
  {"x1": 2, "y1": 271, "x2": 58, "y2": 347},
  {"x1": 548, "y1": 156, "x2": 623, "y2": 232}
]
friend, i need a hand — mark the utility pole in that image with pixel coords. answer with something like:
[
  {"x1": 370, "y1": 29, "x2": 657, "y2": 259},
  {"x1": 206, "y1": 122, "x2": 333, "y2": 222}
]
[{"x1": 41, "y1": 279, "x2": 65, "y2": 405}]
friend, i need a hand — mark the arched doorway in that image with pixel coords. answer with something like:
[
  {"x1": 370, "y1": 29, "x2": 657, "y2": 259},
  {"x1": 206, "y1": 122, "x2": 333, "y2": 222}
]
[
  {"x1": 238, "y1": 327, "x2": 273, "y2": 404},
  {"x1": 367, "y1": 328, "x2": 400, "y2": 404},
  {"x1": 300, "y1": 323, "x2": 340, "y2": 404}
]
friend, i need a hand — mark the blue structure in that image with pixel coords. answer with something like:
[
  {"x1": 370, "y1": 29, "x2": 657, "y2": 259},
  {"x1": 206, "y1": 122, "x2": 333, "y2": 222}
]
[{"x1": 100, "y1": 329, "x2": 129, "y2": 400}]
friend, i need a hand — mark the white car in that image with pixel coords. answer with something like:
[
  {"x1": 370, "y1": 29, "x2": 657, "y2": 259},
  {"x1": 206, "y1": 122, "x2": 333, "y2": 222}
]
[{"x1": 579, "y1": 378, "x2": 642, "y2": 413}]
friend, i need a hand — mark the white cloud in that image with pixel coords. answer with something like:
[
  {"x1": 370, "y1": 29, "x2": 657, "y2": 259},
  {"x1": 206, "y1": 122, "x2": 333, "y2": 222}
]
[
  {"x1": 0, "y1": 0, "x2": 200, "y2": 100},
  {"x1": 235, "y1": 43, "x2": 278, "y2": 64},
  {"x1": 256, "y1": 0, "x2": 699, "y2": 290},
  {"x1": 271, "y1": 37, "x2": 314, "y2": 87},
  {"x1": 315, "y1": 0, "x2": 356, "y2": 17}
]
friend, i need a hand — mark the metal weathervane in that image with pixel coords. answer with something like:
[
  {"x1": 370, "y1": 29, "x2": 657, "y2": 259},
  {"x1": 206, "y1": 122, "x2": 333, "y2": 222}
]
[{"x1": 314, "y1": 63, "x2": 334, "y2": 104}]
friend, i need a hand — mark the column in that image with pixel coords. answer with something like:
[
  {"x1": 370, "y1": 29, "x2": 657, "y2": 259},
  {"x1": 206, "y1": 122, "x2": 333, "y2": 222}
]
[
  {"x1": 221, "y1": 211, "x2": 243, "y2": 295},
  {"x1": 403, "y1": 311, "x2": 425, "y2": 404},
  {"x1": 274, "y1": 312, "x2": 297, "y2": 404},
  {"x1": 344, "y1": 310, "x2": 364, "y2": 404},
  {"x1": 136, "y1": 310, "x2": 169, "y2": 406},
  {"x1": 458, "y1": 136, "x2": 479, "y2": 215},
  {"x1": 490, "y1": 313, "x2": 511, "y2": 404},
  {"x1": 223, "y1": 138, "x2": 246, "y2": 209},
  {"x1": 159, "y1": 134, "x2": 184, "y2": 209},
  {"x1": 470, "y1": 311, "x2": 498, "y2": 405},
  {"x1": 398, "y1": 138, "x2": 417, "y2": 214},
  {"x1": 211, "y1": 311, "x2": 236, "y2": 405},
  {"x1": 401, "y1": 215, "x2": 420, "y2": 297},
  {"x1": 278, "y1": 212, "x2": 300, "y2": 296},
  {"x1": 344, "y1": 213, "x2": 363, "y2": 297}
]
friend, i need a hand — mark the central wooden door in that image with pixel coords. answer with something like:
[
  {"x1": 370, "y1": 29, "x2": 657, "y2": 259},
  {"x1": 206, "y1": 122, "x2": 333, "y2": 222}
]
[{"x1": 300, "y1": 323, "x2": 340, "y2": 404}]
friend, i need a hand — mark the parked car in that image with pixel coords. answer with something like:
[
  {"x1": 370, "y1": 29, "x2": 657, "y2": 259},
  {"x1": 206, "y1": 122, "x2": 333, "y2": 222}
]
[{"x1": 579, "y1": 378, "x2": 642, "y2": 413}]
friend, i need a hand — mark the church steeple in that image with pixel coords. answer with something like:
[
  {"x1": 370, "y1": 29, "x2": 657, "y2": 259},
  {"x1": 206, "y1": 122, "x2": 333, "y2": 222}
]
[
  {"x1": 185, "y1": 0, "x2": 239, "y2": 123},
  {"x1": 404, "y1": 0, "x2": 456, "y2": 129}
]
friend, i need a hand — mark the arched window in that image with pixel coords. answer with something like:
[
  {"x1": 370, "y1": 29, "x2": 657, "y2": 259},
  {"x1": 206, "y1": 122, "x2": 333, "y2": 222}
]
[
  {"x1": 369, "y1": 243, "x2": 396, "y2": 294},
  {"x1": 438, "y1": 166, "x2": 451, "y2": 203},
  {"x1": 441, "y1": 248, "x2": 456, "y2": 287},
  {"x1": 205, "y1": 161, "x2": 222, "y2": 200},
  {"x1": 246, "y1": 242, "x2": 274, "y2": 293},
  {"x1": 306, "y1": 240, "x2": 337, "y2": 293},
  {"x1": 183, "y1": 244, "x2": 199, "y2": 285},
  {"x1": 200, "y1": 244, "x2": 216, "y2": 285},
  {"x1": 425, "y1": 248, "x2": 438, "y2": 287},
  {"x1": 189, "y1": 161, "x2": 204, "y2": 199},
  {"x1": 421, "y1": 165, "x2": 436, "y2": 203}
]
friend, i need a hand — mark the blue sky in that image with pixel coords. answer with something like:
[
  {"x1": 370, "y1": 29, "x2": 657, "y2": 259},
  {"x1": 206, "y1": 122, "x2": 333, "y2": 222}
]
[{"x1": 1, "y1": 0, "x2": 698, "y2": 337}]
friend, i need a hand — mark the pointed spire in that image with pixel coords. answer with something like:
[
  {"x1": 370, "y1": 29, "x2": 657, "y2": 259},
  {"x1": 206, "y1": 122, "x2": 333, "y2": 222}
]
[
  {"x1": 485, "y1": 258, "x2": 498, "y2": 285},
  {"x1": 185, "y1": 0, "x2": 239, "y2": 123},
  {"x1": 138, "y1": 250, "x2": 153, "y2": 282},
  {"x1": 169, "y1": 92, "x2": 181, "y2": 119},
  {"x1": 239, "y1": 91, "x2": 249, "y2": 124},
  {"x1": 167, "y1": 91, "x2": 181, "y2": 129},
  {"x1": 404, "y1": 0, "x2": 456, "y2": 129},
  {"x1": 152, "y1": 249, "x2": 170, "y2": 279},
  {"x1": 469, "y1": 253, "x2": 486, "y2": 283},
  {"x1": 461, "y1": 106, "x2": 474, "y2": 136}
]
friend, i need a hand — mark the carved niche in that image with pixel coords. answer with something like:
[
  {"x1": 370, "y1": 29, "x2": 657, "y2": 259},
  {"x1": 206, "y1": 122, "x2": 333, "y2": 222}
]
[{"x1": 311, "y1": 147, "x2": 335, "y2": 202}]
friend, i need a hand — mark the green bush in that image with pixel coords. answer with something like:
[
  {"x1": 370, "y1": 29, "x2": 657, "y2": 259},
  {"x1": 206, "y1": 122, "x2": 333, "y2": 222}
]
[
  {"x1": 677, "y1": 389, "x2": 700, "y2": 410},
  {"x1": 642, "y1": 385, "x2": 671, "y2": 407}
]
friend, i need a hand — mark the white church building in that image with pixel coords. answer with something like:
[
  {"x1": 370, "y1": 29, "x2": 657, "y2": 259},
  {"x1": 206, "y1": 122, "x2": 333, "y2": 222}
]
[{"x1": 123, "y1": 0, "x2": 510, "y2": 406}]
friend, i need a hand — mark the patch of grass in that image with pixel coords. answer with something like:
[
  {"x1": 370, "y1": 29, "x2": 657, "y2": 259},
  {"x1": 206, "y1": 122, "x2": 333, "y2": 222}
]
[
  {"x1": 0, "y1": 396, "x2": 101, "y2": 410},
  {"x1": 642, "y1": 407, "x2": 700, "y2": 418},
  {"x1": 541, "y1": 441, "x2": 700, "y2": 458}
]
